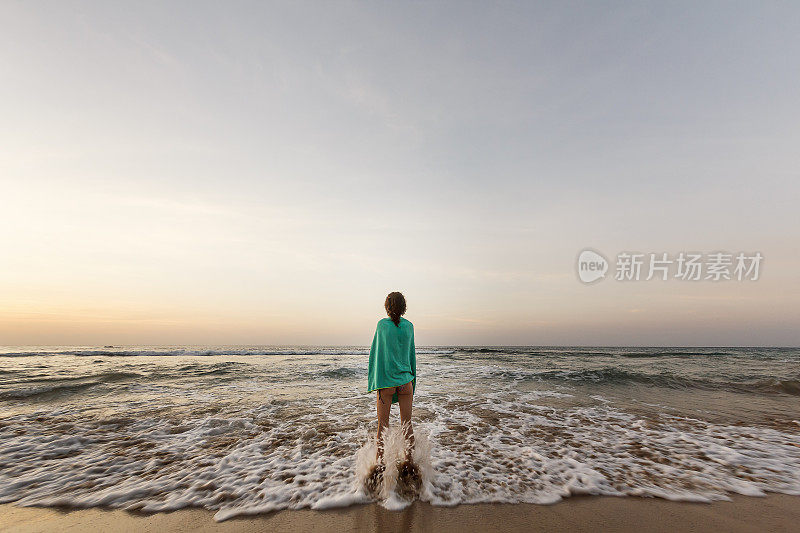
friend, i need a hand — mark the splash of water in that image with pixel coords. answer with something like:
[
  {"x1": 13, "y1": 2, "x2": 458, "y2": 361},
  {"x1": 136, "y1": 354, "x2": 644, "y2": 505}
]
[{"x1": 354, "y1": 422, "x2": 433, "y2": 509}]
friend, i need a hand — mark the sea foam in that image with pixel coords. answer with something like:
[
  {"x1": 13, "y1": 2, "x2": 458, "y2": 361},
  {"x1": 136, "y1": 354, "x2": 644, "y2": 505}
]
[{"x1": 1, "y1": 346, "x2": 799, "y2": 519}]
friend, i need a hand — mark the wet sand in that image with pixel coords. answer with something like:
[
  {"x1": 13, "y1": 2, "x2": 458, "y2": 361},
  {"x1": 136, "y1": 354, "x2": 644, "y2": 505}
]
[{"x1": 2, "y1": 494, "x2": 799, "y2": 533}]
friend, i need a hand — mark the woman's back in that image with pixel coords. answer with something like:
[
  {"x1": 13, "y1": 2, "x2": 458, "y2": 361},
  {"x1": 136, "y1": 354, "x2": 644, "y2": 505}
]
[
  {"x1": 368, "y1": 317, "x2": 416, "y2": 402},
  {"x1": 376, "y1": 317, "x2": 414, "y2": 355}
]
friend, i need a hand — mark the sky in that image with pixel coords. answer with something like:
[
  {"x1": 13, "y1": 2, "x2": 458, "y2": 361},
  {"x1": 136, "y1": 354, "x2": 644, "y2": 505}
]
[{"x1": 1, "y1": 1, "x2": 799, "y2": 346}]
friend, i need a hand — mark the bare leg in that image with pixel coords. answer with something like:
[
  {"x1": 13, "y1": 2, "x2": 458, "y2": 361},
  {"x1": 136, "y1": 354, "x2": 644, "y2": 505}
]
[
  {"x1": 397, "y1": 381, "x2": 414, "y2": 461},
  {"x1": 376, "y1": 388, "x2": 392, "y2": 463}
]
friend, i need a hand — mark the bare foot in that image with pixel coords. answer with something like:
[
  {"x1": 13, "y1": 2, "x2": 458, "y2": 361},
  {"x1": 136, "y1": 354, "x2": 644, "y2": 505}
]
[
  {"x1": 395, "y1": 459, "x2": 421, "y2": 499},
  {"x1": 365, "y1": 463, "x2": 385, "y2": 498}
]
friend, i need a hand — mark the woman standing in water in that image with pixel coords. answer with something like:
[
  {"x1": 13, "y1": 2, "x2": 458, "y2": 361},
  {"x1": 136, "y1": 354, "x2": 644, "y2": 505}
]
[{"x1": 366, "y1": 292, "x2": 418, "y2": 494}]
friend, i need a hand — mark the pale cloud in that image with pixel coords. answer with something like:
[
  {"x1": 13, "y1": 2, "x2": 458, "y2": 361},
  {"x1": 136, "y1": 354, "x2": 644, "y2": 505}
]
[{"x1": 1, "y1": 1, "x2": 799, "y2": 345}]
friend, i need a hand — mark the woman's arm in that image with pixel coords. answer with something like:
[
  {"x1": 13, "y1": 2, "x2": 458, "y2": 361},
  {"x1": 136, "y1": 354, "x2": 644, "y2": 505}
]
[
  {"x1": 367, "y1": 324, "x2": 380, "y2": 392},
  {"x1": 410, "y1": 325, "x2": 416, "y2": 394}
]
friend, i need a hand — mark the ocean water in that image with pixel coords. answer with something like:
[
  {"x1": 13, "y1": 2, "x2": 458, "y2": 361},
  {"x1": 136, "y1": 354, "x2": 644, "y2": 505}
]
[{"x1": 1, "y1": 345, "x2": 799, "y2": 520}]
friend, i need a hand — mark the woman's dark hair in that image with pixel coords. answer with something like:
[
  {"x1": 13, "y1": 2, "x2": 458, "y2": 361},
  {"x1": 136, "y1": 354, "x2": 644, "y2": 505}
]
[{"x1": 384, "y1": 292, "x2": 406, "y2": 326}]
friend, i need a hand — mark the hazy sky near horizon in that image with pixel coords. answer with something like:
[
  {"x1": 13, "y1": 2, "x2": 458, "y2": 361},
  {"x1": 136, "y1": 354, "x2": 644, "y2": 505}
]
[{"x1": 2, "y1": 1, "x2": 799, "y2": 346}]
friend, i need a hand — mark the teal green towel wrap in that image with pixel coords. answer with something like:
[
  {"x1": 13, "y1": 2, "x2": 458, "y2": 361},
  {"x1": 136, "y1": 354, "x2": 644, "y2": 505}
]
[{"x1": 367, "y1": 317, "x2": 416, "y2": 403}]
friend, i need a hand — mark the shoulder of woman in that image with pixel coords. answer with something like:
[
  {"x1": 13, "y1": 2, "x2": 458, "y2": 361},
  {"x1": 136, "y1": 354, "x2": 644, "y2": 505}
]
[{"x1": 403, "y1": 317, "x2": 414, "y2": 327}]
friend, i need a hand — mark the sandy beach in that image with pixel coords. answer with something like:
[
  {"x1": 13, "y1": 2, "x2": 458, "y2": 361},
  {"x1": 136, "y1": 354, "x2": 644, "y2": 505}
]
[{"x1": 2, "y1": 495, "x2": 800, "y2": 533}]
